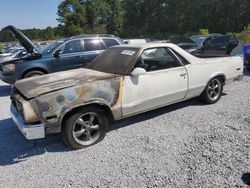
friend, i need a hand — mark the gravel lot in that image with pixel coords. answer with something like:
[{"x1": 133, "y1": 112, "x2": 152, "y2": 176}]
[{"x1": 0, "y1": 69, "x2": 249, "y2": 188}]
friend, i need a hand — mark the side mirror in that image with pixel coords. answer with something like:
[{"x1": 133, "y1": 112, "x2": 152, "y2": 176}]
[
  {"x1": 229, "y1": 41, "x2": 239, "y2": 48},
  {"x1": 53, "y1": 49, "x2": 62, "y2": 57},
  {"x1": 131, "y1": 67, "x2": 146, "y2": 76}
]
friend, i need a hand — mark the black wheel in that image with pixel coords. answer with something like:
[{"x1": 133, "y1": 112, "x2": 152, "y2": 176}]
[
  {"x1": 62, "y1": 107, "x2": 108, "y2": 149},
  {"x1": 23, "y1": 70, "x2": 45, "y2": 78},
  {"x1": 199, "y1": 77, "x2": 223, "y2": 104}
]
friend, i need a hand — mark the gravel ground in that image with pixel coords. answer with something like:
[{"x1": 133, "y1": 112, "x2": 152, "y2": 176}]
[{"x1": 0, "y1": 69, "x2": 249, "y2": 188}]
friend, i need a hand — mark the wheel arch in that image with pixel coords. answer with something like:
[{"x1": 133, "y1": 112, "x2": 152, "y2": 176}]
[
  {"x1": 21, "y1": 67, "x2": 48, "y2": 78},
  {"x1": 207, "y1": 73, "x2": 226, "y2": 86},
  {"x1": 60, "y1": 102, "x2": 114, "y2": 128}
]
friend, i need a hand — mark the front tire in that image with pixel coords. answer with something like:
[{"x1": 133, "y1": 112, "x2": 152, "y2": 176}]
[
  {"x1": 199, "y1": 77, "x2": 223, "y2": 104},
  {"x1": 62, "y1": 107, "x2": 108, "y2": 149},
  {"x1": 23, "y1": 70, "x2": 45, "y2": 78}
]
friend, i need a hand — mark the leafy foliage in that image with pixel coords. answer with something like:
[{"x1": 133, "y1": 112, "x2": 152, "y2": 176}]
[
  {"x1": 0, "y1": 43, "x2": 3, "y2": 53},
  {"x1": 122, "y1": 0, "x2": 250, "y2": 38},
  {"x1": 199, "y1": 29, "x2": 209, "y2": 35},
  {"x1": 106, "y1": 0, "x2": 123, "y2": 35},
  {"x1": 0, "y1": 27, "x2": 60, "y2": 42},
  {"x1": 0, "y1": 0, "x2": 250, "y2": 42},
  {"x1": 0, "y1": 29, "x2": 15, "y2": 42},
  {"x1": 57, "y1": 0, "x2": 86, "y2": 36},
  {"x1": 57, "y1": 0, "x2": 124, "y2": 35},
  {"x1": 235, "y1": 25, "x2": 250, "y2": 44}
]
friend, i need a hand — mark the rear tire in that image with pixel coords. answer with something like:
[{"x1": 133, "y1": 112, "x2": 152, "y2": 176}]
[
  {"x1": 199, "y1": 77, "x2": 223, "y2": 104},
  {"x1": 62, "y1": 107, "x2": 108, "y2": 149},
  {"x1": 23, "y1": 70, "x2": 45, "y2": 78}
]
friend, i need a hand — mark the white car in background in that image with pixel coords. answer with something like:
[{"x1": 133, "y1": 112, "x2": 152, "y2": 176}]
[
  {"x1": 0, "y1": 47, "x2": 24, "y2": 58},
  {"x1": 124, "y1": 38, "x2": 147, "y2": 44}
]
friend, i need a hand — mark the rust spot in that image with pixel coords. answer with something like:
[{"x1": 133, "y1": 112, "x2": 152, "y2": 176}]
[
  {"x1": 40, "y1": 102, "x2": 50, "y2": 112},
  {"x1": 76, "y1": 87, "x2": 91, "y2": 98},
  {"x1": 111, "y1": 77, "x2": 122, "y2": 107},
  {"x1": 56, "y1": 95, "x2": 65, "y2": 103}
]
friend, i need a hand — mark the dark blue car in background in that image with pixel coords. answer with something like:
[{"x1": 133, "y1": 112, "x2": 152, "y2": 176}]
[{"x1": 0, "y1": 25, "x2": 124, "y2": 84}]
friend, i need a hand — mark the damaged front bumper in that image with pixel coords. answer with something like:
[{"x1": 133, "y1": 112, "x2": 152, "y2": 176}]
[{"x1": 10, "y1": 104, "x2": 45, "y2": 140}]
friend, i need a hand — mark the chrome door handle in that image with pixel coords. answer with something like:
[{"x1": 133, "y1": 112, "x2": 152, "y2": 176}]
[{"x1": 180, "y1": 73, "x2": 187, "y2": 77}]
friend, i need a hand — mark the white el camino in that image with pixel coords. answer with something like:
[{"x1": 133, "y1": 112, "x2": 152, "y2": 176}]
[{"x1": 10, "y1": 43, "x2": 243, "y2": 149}]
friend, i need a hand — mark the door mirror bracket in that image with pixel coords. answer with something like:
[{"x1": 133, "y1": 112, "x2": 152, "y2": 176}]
[
  {"x1": 131, "y1": 67, "x2": 146, "y2": 76},
  {"x1": 53, "y1": 50, "x2": 62, "y2": 58}
]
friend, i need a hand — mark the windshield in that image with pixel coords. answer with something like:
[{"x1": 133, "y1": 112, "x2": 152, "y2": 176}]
[
  {"x1": 190, "y1": 36, "x2": 207, "y2": 47},
  {"x1": 87, "y1": 47, "x2": 140, "y2": 75},
  {"x1": 41, "y1": 40, "x2": 66, "y2": 54},
  {"x1": 169, "y1": 35, "x2": 195, "y2": 44}
]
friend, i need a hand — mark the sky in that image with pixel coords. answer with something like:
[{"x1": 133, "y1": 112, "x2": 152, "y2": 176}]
[{"x1": 0, "y1": 0, "x2": 62, "y2": 30}]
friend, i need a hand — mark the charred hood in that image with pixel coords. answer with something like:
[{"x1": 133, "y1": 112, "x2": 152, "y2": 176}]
[{"x1": 14, "y1": 68, "x2": 116, "y2": 99}]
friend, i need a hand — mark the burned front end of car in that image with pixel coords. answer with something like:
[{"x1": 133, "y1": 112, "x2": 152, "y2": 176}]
[
  {"x1": 10, "y1": 84, "x2": 79, "y2": 140},
  {"x1": 10, "y1": 86, "x2": 45, "y2": 139},
  {"x1": 10, "y1": 70, "x2": 122, "y2": 140}
]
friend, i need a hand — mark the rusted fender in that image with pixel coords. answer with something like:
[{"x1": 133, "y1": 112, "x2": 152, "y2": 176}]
[
  {"x1": 14, "y1": 68, "x2": 117, "y2": 99},
  {"x1": 28, "y1": 76, "x2": 123, "y2": 125}
]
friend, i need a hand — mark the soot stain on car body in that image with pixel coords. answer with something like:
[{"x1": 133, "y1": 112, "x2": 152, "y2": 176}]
[{"x1": 21, "y1": 76, "x2": 122, "y2": 127}]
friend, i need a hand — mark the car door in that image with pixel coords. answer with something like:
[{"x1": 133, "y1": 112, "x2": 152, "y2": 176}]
[
  {"x1": 204, "y1": 36, "x2": 230, "y2": 55},
  {"x1": 82, "y1": 39, "x2": 106, "y2": 65},
  {"x1": 122, "y1": 47, "x2": 188, "y2": 117},
  {"x1": 53, "y1": 39, "x2": 84, "y2": 71}
]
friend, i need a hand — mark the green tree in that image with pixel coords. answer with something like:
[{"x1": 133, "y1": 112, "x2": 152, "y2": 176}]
[
  {"x1": 1, "y1": 0, "x2": 250, "y2": 42},
  {"x1": 0, "y1": 43, "x2": 3, "y2": 53},
  {"x1": 57, "y1": 0, "x2": 86, "y2": 36},
  {"x1": 122, "y1": 0, "x2": 146, "y2": 37},
  {"x1": 83, "y1": 0, "x2": 111, "y2": 33},
  {"x1": 106, "y1": 0, "x2": 123, "y2": 35},
  {"x1": 122, "y1": 0, "x2": 250, "y2": 38},
  {"x1": 45, "y1": 26, "x2": 55, "y2": 40},
  {"x1": 0, "y1": 29, "x2": 15, "y2": 42},
  {"x1": 236, "y1": 25, "x2": 250, "y2": 44},
  {"x1": 57, "y1": 0, "x2": 124, "y2": 35}
]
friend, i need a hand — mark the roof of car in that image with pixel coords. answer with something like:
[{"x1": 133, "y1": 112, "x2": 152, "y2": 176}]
[
  {"x1": 56, "y1": 34, "x2": 122, "y2": 43},
  {"x1": 111, "y1": 42, "x2": 179, "y2": 50},
  {"x1": 68, "y1": 34, "x2": 117, "y2": 40}
]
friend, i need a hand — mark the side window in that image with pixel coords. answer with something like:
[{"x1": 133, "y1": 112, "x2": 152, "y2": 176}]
[
  {"x1": 135, "y1": 48, "x2": 181, "y2": 72},
  {"x1": 203, "y1": 38, "x2": 212, "y2": 46},
  {"x1": 211, "y1": 36, "x2": 229, "y2": 45},
  {"x1": 84, "y1": 39, "x2": 102, "y2": 52},
  {"x1": 99, "y1": 40, "x2": 106, "y2": 50},
  {"x1": 102, "y1": 39, "x2": 119, "y2": 47},
  {"x1": 179, "y1": 44, "x2": 196, "y2": 50},
  {"x1": 228, "y1": 34, "x2": 237, "y2": 42},
  {"x1": 59, "y1": 40, "x2": 81, "y2": 54},
  {"x1": 171, "y1": 49, "x2": 190, "y2": 65}
]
